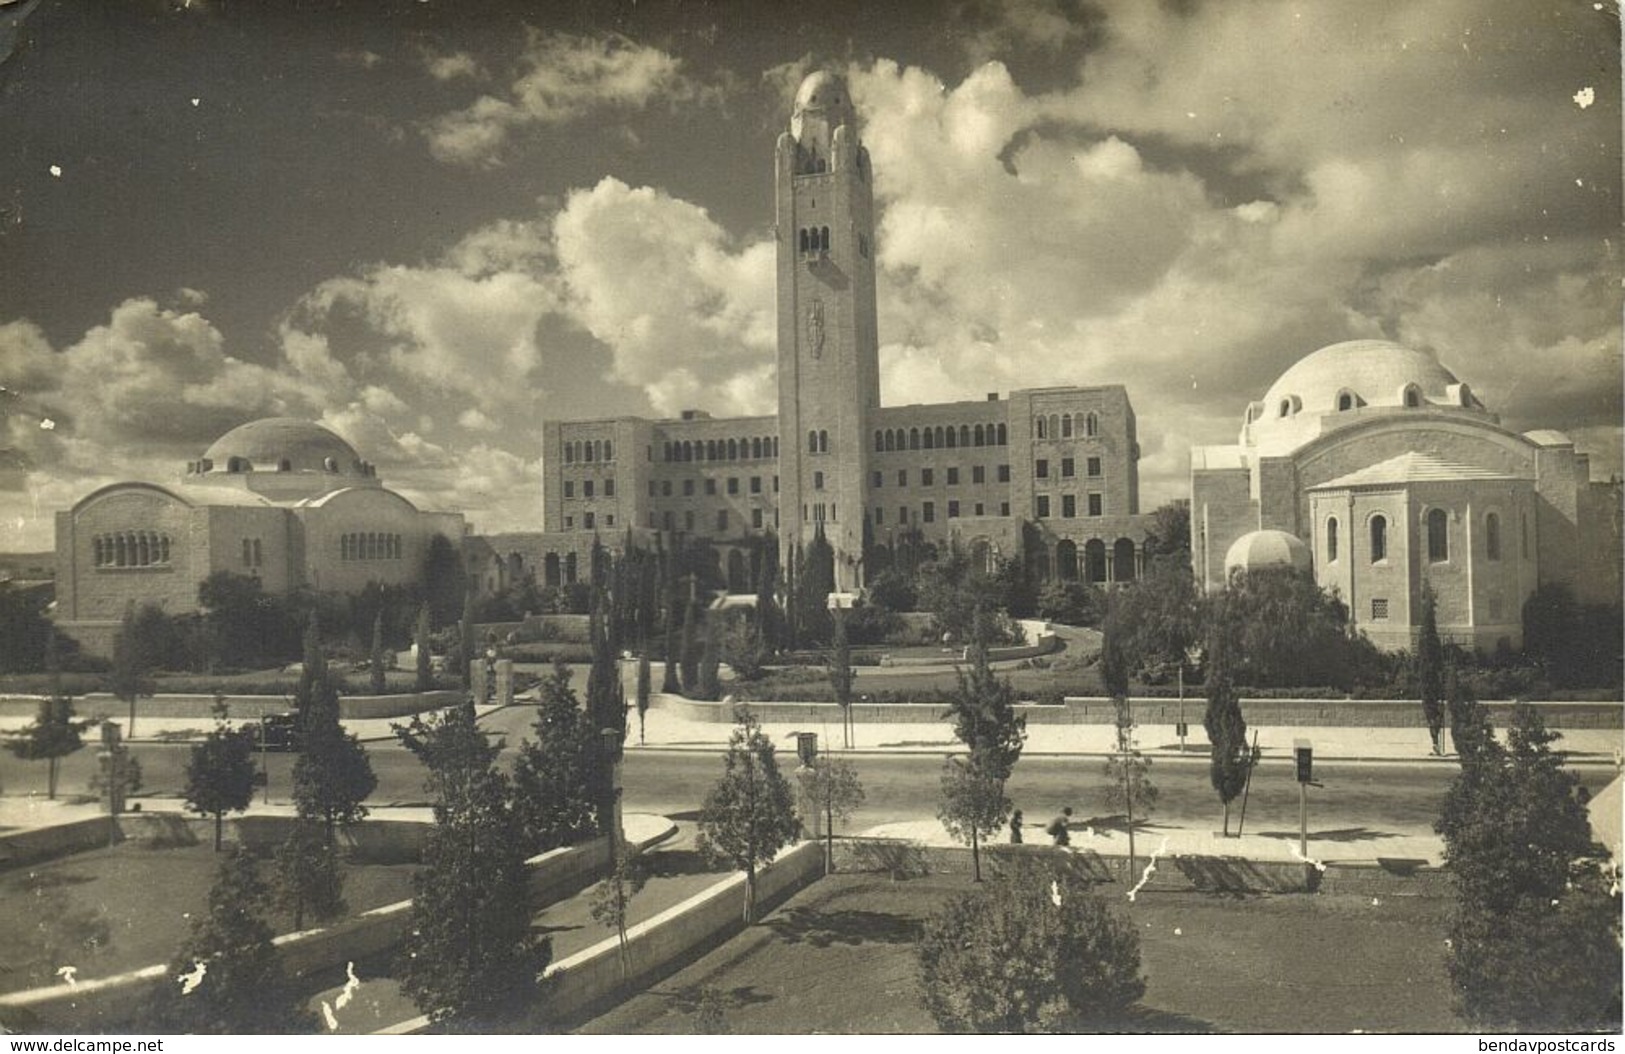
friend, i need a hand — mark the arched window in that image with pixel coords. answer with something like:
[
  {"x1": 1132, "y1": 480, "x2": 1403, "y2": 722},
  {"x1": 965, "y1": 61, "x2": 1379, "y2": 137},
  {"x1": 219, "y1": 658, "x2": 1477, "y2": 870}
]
[
  {"x1": 724, "y1": 439, "x2": 735, "y2": 460},
  {"x1": 946, "y1": 427, "x2": 957, "y2": 449},
  {"x1": 910, "y1": 427, "x2": 920, "y2": 450},
  {"x1": 819, "y1": 430, "x2": 829, "y2": 453},
  {"x1": 1086, "y1": 412, "x2": 1099, "y2": 437},
  {"x1": 1370, "y1": 515, "x2": 1388, "y2": 563},
  {"x1": 924, "y1": 428, "x2": 935, "y2": 449},
  {"x1": 1337, "y1": 391, "x2": 1355, "y2": 412},
  {"x1": 1061, "y1": 414, "x2": 1073, "y2": 438},
  {"x1": 603, "y1": 440, "x2": 613, "y2": 461},
  {"x1": 997, "y1": 423, "x2": 1007, "y2": 445},
  {"x1": 136, "y1": 534, "x2": 148, "y2": 566},
  {"x1": 583, "y1": 441, "x2": 594, "y2": 463},
  {"x1": 683, "y1": 441, "x2": 693, "y2": 461},
  {"x1": 809, "y1": 431, "x2": 819, "y2": 453},
  {"x1": 1427, "y1": 508, "x2": 1449, "y2": 562},
  {"x1": 252, "y1": 539, "x2": 262, "y2": 567},
  {"x1": 159, "y1": 535, "x2": 169, "y2": 563},
  {"x1": 956, "y1": 425, "x2": 968, "y2": 448},
  {"x1": 1403, "y1": 385, "x2": 1421, "y2": 408},
  {"x1": 820, "y1": 226, "x2": 830, "y2": 251},
  {"x1": 1048, "y1": 414, "x2": 1060, "y2": 439},
  {"x1": 93, "y1": 537, "x2": 104, "y2": 566},
  {"x1": 1113, "y1": 538, "x2": 1137, "y2": 582},
  {"x1": 1085, "y1": 539, "x2": 1108, "y2": 583},
  {"x1": 752, "y1": 437, "x2": 763, "y2": 459},
  {"x1": 1485, "y1": 513, "x2": 1501, "y2": 561},
  {"x1": 814, "y1": 471, "x2": 824, "y2": 490},
  {"x1": 883, "y1": 431, "x2": 894, "y2": 452},
  {"x1": 974, "y1": 424, "x2": 985, "y2": 447},
  {"x1": 1035, "y1": 416, "x2": 1046, "y2": 440},
  {"x1": 1056, "y1": 540, "x2": 1078, "y2": 581},
  {"x1": 799, "y1": 229, "x2": 809, "y2": 253},
  {"x1": 1326, "y1": 517, "x2": 1339, "y2": 562}
]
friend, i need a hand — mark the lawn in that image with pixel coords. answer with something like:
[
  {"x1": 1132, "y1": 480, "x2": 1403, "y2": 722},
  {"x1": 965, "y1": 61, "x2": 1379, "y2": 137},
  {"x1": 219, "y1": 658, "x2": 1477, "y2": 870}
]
[
  {"x1": 0, "y1": 840, "x2": 418, "y2": 994},
  {"x1": 579, "y1": 873, "x2": 1466, "y2": 1034}
]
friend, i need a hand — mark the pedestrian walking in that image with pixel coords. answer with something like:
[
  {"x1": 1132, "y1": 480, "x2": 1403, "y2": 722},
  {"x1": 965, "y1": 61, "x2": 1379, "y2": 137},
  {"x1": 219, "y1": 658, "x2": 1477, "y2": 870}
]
[
  {"x1": 1047, "y1": 806, "x2": 1072, "y2": 847},
  {"x1": 1009, "y1": 808, "x2": 1024, "y2": 844}
]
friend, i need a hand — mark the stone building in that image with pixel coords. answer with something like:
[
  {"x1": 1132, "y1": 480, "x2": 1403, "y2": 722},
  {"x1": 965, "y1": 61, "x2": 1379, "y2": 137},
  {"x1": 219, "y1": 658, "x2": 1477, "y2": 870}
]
[
  {"x1": 1191, "y1": 339, "x2": 1621, "y2": 652},
  {"x1": 536, "y1": 71, "x2": 1152, "y2": 593},
  {"x1": 54, "y1": 417, "x2": 465, "y2": 656}
]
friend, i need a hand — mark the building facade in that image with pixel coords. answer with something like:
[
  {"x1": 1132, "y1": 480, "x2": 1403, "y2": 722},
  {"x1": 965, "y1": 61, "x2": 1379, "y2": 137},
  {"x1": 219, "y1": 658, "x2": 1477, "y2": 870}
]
[
  {"x1": 54, "y1": 417, "x2": 465, "y2": 656},
  {"x1": 1192, "y1": 339, "x2": 1622, "y2": 652},
  {"x1": 535, "y1": 71, "x2": 1151, "y2": 592}
]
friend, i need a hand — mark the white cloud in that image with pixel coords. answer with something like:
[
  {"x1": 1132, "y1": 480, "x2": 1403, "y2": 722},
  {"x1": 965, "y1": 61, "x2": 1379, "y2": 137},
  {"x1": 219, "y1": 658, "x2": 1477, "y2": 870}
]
[
  {"x1": 425, "y1": 49, "x2": 483, "y2": 82},
  {"x1": 425, "y1": 30, "x2": 692, "y2": 166}
]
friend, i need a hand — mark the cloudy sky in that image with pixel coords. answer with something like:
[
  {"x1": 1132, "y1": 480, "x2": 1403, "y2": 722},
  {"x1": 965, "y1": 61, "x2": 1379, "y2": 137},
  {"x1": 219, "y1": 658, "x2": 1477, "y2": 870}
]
[{"x1": 1, "y1": 0, "x2": 1619, "y2": 552}]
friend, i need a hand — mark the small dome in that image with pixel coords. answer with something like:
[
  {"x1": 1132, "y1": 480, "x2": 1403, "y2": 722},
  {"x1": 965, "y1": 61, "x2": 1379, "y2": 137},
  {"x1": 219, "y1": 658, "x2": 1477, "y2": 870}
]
[
  {"x1": 202, "y1": 418, "x2": 363, "y2": 476},
  {"x1": 1224, "y1": 529, "x2": 1312, "y2": 577},
  {"x1": 794, "y1": 70, "x2": 851, "y2": 114},
  {"x1": 791, "y1": 69, "x2": 857, "y2": 147}
]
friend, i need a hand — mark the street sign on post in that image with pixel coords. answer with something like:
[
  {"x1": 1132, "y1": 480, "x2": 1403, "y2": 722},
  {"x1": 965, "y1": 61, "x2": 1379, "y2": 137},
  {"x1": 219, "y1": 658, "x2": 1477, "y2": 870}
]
[
  {"x1": 1294, "y1": 738, "x2": 1313, "y2": 864},
  {"x1": 796, "y1": 732, "x2": 818, "y2": 767},
  {"x1": 1294, "y1": 739, "x2": 1313, "y2": 784}
]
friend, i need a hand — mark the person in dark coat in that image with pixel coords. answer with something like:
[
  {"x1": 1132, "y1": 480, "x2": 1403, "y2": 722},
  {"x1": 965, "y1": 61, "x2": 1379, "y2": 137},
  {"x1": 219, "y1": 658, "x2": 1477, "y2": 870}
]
[
  {"x1": 1009, "y1": 808, "x2": 1024, "y2": 844},
  {"x1": 1046, "y1": 806, "x2": 1073, "y2": 847}
]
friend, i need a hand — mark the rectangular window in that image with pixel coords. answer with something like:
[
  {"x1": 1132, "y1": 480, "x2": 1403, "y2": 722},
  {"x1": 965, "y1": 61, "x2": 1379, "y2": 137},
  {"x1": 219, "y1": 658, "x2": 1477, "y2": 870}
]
[
  {"x1": 922, "y1": 468, "x2": 934, "y2": 486},
  {"x1": 1371, "y1": 598, "x2": 1390, "y2": 620},
  {"x1": 683, "y1": 479, "x2": 695, "y2": 496},
  {"x1": 923, "y1": 502, "x2": 936, "y2": 523},
  {"x1": 1088, "y1": 493, "x2": 1103, "y2": 517},
  {"x1": 898, "y1": 470, "x2": 907, "y2": 487},
  {"x1": 604, "y1": 479, "x2": 615, "y2": 497},
  {"x1": 1000, "y1": 502, "x2": 1010, "y2": 517},
  {"x1": 583, "y1": 480, "x2": 594, "y2": 498},
  {"x1": 727, "y1": 477, "x2": 739, "y2": 495},
  {"x1": 1061, "y1": 458, "x2": 1075, "y2": 478},
  {"x1": 872, "y1": 471, "x2": 882, "y2": 488},
  {"x1": 605, "y1": 514, "x2": 615, "y2": 527},
  {"x1": 565, "y1": 516, "x2": 574, "y2": 529},
  {"x1": 974, "y1": 503, "x2": 984, "y2": 516},
  {"x1": 998, "y1": 464, "x2": 1011, "y2": 483},
  {"x1": 705, "y1": 478, "x2": 717, "y2": 496},
  {"x1": 947, "y1": 467, "x2": 959, "y2": 485},
  {"x1": 874, "y1": 507, "x2": 884, "y2": 525},
  {"x1": 948, "y1": 500, "x2": 960, "y2": 518},
  {"x1": 1036, "y1": 459, "x2": 1049, "y2": 479},
  {"x1": 584, "y1": 512, "x2": 595, "y2": 529},
  {"x1": 752, "y1": 508, "x2": 764, "y2": 529},
  {"x1": 1037, "y1": 495, "x2": 1050, "y2": 518},
  {"x1": 751, "y1": 476, "x2": 762, "y2": 494},
  {"x1": 564, "y1": 481, "x2": 575, "y2": 498},
  {"x1": 1062, "y1": 494, "x2": 1076, "y2": 518},
  {"x1": 972, "y1": 465, "x2": 985, "y2": 484},
  {"x1": 1087, "y1": 456, "x2": 1102, "y2": 477}
]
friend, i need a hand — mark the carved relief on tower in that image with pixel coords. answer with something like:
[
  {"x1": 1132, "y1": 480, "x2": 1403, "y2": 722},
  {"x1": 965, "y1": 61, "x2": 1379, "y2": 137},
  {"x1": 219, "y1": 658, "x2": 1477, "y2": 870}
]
[{"x1": 807, "y1": 299, "x2": 825, "y2": 358}]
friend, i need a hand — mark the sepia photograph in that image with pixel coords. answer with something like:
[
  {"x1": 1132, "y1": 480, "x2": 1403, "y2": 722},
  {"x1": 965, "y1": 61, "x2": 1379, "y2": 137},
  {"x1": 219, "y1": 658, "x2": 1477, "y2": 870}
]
[{"x1": 0, "y1": 0, "x2": 1620, "y2": 1039}]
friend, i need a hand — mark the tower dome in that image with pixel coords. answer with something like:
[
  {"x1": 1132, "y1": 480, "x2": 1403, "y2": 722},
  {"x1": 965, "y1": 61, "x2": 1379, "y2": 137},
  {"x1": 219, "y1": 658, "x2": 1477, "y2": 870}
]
[
  {"x1": 791, "y1": 69, "x2": 858, "y2": 156},
  {"x1": 1224, "y1": 529, "x2": 1312, "y2": 577}
]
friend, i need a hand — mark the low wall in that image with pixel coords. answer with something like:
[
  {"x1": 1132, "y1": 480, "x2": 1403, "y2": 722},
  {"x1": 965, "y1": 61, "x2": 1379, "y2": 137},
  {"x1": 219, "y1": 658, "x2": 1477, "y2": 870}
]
[
  {"x1": 658, "y1": 693, "x2": 1621, "y2": 730},
  {"x1": 0, "y1": 690, "x2": 462, "y2": 723},
  {"x1": 833, "y1": 838, "x2": 1452, "y2": 897},
  {"x1": 0, "y1": 818, "x2": 116, "y2": 872},
  {"x1": 0, "y1": 827, "x2": 621, "y2": 1033}
]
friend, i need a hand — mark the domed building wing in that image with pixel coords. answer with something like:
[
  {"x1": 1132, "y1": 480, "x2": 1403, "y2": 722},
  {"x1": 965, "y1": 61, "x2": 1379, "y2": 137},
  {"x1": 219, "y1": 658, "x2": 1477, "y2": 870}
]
[
  {"x1": 1192, "y1": 341, "x2": 1620, "y2": 652},
  {"x1": 55, "y1": 418, "x2": 465, "y2": 656}
]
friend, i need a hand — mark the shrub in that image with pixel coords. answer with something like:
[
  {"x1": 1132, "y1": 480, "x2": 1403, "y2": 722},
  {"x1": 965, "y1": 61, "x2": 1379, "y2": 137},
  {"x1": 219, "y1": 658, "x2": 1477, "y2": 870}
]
[{"x1": 917, "y1": 856, "x2": 1144, "y2": 1032}]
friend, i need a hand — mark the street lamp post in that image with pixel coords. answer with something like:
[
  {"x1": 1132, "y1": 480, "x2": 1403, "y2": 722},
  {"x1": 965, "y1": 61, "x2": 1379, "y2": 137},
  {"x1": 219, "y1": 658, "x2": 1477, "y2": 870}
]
[{"x1": 601, "y1": 726, "x2": 624, "y2": 866}]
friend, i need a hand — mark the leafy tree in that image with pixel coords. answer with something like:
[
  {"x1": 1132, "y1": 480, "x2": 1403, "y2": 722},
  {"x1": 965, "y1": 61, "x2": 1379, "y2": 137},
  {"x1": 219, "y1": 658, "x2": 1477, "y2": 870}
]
[
  {"x1": 937, "y1": 753, "x2": 1008, "y2": 883},
  {"x1": 1222, "y1": 567, "x2": 1373, "y2": 689},
  {"x1": 1101, "y1": 596, "x2": 1155, "y2": 872},
  {"x1": 370, "y1": 612, "x2": 388, "y2": 695},
  {"x1": 291, "y1": 624, "x2": 377, "y2": 852},
  {"x1": 697, "y1": 709, "x2": 801, "y2": 923},
  {"x1": 864, "y1": 567, "x2": 917, "y2": 615},
  {"x1": 273, "y1": 818, "x2": 344, "y2": 931},
  {"x1": 511, "y1": 662, "x2": 598, "y2": 853},
  {"x1": 798, "y1": 755, "x2": 865, "y2": 874},
  {"x1": 1416, "y1": 586, "x2": 1445, "y2": 754},
  {"x1": 1035, "y1": 580, "x2": 1106, "y2": 628},
  {"x1": 1112, "y1": 557, "x2": 1201, "y2": 681},
  {"x1": 917, "y1": 856, "x2": 1145, "y2": 1032},
  {"x1": 1436, "y1": 700, "x2": 1620, "y2": 1029},
  {"x1": 414, "y1": 603, "x2": 433, "y2": 692},
  {"x1": 0, "y1": 581, "x2": 54, "y2": 673},
  {"x1": 5, "y1": 684, "x2": 90, "y2": 800},
  {"x1": 1143, "y1": 499, "x2": 1191, "y2": 561},
  {"x1": 109, "y1": 603, "x2": 160, "y2": 736},
  {"x1": 1522, "y1": 583, "x2": 1624, "y2": 689},
  {"x1": 198, "y1": 571, "x2": 295, "y2": 669},
  {"x1": 942, "y1": 608, "x2": 1027, "y2": 782},
  {"x1": 184, "y1": 700, "x2": 257, "y2": 850},
  {"x1": 151, "y1": 849, "x2": 313, "y2": 1034},
  {"x1": 1202, "y1": 597, "x2": 1249, "y2": 835},
  {"x1": 588, "y1": 845, "x2": 648, "y2": 982},
  {"x1": 396, "y1": 700, "x2": 552, "y2": 1031}
]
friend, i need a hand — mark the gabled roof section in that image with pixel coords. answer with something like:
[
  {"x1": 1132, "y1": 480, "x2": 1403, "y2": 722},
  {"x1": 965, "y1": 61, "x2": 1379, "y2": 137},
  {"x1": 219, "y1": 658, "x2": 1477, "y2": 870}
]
[{"x1": 1310, "y1": 451, "x2": 1530, "y2": 490}]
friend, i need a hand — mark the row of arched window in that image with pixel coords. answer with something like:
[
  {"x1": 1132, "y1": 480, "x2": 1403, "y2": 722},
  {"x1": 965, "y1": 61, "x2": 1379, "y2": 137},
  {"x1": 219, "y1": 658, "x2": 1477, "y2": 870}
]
[
  {"x1": 1326, "y1": 509, "x2": 1516, "y2": 566},
  {"x1": 94, "y1": 532, "x2": 170, "y2": 568},
  {"x1": 799, "y1": 226, "x2": 830, "y2": 254},
  {"x1": 562, "y1": 439, "x2": 613, "y2": 464},
  {"x1": 874, "y1": 423, "x2": 1008, "y2": 452},
  {"x1": 663, "y1": 435, "x2": 779, "y2": 463},
  {"x1": 1034, "y1": 412, "x2": 1099, "y2": 440},
  {"x1": 342, "y1": 532, "x2": 402, "y2": 561}
]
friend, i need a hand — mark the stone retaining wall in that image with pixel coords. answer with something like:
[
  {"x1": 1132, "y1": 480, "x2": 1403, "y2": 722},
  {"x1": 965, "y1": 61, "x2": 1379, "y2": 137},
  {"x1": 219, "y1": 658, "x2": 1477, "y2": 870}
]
[{"x1": 0, "y1": 690, "x2": 463, "y2": 722}]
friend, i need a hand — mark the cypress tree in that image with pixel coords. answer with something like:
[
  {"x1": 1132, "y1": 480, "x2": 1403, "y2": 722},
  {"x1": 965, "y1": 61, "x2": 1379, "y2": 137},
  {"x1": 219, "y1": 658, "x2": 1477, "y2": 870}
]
[
  {"x1": 1416, "y1": 586, "x2": 1445, "y2": 754},
  {"x1": 1202, "y1": 596, "x2": 1249, "y2": 835}
]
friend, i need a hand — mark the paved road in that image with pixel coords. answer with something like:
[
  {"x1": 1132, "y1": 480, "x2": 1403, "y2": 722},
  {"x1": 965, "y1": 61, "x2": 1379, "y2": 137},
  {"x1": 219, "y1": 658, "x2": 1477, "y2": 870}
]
[{"x1": 6, "y1": 716, "x2": 1614, "y2": 839}]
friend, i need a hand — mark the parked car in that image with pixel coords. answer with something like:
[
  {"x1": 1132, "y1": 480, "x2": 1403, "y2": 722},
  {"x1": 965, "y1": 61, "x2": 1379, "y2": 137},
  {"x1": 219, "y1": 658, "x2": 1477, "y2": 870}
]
[{"x1": 245, "y1": 712, "x2": 301, "y2": 752}]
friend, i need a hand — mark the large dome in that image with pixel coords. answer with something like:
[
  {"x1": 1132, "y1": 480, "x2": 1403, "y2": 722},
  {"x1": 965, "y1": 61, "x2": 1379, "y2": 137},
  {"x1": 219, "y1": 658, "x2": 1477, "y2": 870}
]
[
  {"x1": 1262, "y1": 340, "x2": 1461, "y2": 419},
  {"x1": 201, "y1": 418, "x2": 364, "y2": 476}
]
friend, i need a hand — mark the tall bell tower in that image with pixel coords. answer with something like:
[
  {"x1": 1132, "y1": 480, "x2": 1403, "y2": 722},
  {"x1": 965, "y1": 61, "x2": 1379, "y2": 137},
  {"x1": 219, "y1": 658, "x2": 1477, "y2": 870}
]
[{"x1": 775, "y1": 70, "x2": 880, "y2": 589}]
